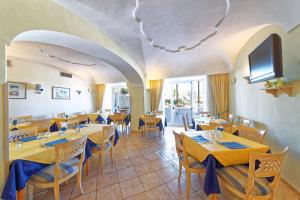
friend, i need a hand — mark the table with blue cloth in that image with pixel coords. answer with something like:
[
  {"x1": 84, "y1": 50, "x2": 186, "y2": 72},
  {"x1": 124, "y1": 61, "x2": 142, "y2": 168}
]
[
  {"x1": 174, "y1": 128, "x2": 270, "y2": 199},
  {"x1": 1, "y1": 124, "x2": 119, "y2": 200},
  {"x1": 106, "y1": 114, "x2": 130, "y2": 125},
  {"x1": 138, "y1": 115, "x2": 167, "y2": 132}
]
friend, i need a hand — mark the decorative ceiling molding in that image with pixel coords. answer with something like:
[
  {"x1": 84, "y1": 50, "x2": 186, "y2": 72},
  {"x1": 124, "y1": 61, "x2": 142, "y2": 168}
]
[
  {"x1": 39, "y1": 47, "x2": 96, "y2": 67},
  {"x1": 133, "y1": 0, "x2": 231, "y2": 53}
]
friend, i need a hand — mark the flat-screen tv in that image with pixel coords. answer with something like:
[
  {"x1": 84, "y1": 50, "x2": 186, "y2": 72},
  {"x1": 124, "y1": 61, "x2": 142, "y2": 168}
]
[{"x1": 248, "y1": 34, "x2": 283, "y2": 83}]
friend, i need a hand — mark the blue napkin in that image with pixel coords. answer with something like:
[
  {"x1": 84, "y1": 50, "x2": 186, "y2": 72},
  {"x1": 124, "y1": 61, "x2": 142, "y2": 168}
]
[
  {"x1": 192, "y1": 135, "x2": 209, "y2": 143},
  {"x1": 220, "y1": 142, "x2": 248, "y2": 149},
  {"x1": 44, "y1": 138, "x2": 68, "y2": 147},
  {"x1": 78, "y1": 124, "x2": 87, "y2": 128},
  {"x1": 21, "y1": 136, "x2": 38, "y2": 142}
]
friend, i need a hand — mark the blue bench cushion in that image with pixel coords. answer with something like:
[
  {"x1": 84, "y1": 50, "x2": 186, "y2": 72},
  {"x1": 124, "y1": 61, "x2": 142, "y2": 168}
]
[
  {"x1": 30, "y1": 158, "x2": 79, "y2": 183},
  {"x1": 179, "y1": 153, "x2": 205, "y2": 169},
  {"x1": 217, "y1": 165, "x2": 270, "y2": 196}
]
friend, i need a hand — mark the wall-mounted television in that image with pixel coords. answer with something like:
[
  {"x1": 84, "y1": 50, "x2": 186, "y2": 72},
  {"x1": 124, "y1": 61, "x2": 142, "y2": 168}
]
[{"x1": 248, "y1": 34, "x2": 283, "y2": 83}]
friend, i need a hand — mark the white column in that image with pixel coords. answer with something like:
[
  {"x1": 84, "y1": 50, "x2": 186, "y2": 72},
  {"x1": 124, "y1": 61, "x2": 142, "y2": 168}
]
[
  {"x1": 0, "y1": 41, "x2": 7, "y2": 192},
  {"x1": 128, "y1": 84, "x2": 146, "y2": 132}
]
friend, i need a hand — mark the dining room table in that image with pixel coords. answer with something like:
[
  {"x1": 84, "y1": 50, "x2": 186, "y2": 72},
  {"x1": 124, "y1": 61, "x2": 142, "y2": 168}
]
[
  {"x1": 173, "y1": 128, "x2": 270, "y2": 200},
  {"x1": 9, "y1": 122, "x2": 32, "y2": 131},
  {"x1": 192, "y1": 116, "x2": 238, "y2": 134},
  {"x1": 2, "y1": 123, "x2": 119, "y2": 200},
  {"x1": 138, "y1": 114, "x2": 167, "y2": 132}
]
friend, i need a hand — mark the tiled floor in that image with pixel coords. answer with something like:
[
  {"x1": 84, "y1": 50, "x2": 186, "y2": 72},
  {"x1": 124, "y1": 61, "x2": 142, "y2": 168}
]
[{"x1": 32, "y1": 127, "x2": 300, "y2": 200}]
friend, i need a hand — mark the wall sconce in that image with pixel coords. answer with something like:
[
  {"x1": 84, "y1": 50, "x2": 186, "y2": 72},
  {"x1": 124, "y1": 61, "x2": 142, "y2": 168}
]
[
  {"x1": 76, "y1": 90, "x2": 82, "y2": 95},
  {"x1": 243, "y1": 76, "x2": 251, "y2": 84}
]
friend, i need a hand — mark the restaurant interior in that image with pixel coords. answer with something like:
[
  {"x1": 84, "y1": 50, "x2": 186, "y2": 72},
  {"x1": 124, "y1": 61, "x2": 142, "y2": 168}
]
[{"x1": 0, "y1": 1, "x2": 300, "y2": 200}]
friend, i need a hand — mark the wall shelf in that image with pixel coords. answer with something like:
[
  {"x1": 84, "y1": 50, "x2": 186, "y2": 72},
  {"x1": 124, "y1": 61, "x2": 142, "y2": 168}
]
[{"x1": 261, "y1": 86, "x2": 294, "y2": 97}]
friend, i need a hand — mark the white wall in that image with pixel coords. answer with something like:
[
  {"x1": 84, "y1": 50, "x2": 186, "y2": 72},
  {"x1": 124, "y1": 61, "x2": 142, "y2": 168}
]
[
  {"x1": 230, "y1": 25, "x2": 300, "y2": 190},
  {"x1": 8, "y1": 57, "x2": 95, "y2": 118}
]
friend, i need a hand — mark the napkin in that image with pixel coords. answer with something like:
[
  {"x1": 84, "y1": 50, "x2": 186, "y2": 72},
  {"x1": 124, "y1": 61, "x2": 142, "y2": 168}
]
[
  {"x1": 44, "y1": 138, "x2": 68, "y2": 147},
  {"x1": 192, "y1": 135, "x2": 209, "y2": 143},
  {"x1": 220, "y1": 142, "x2": 248, "y2": 149},
  {"x1": 20, "y1": 136, "x2": 38, "y2": 142}
]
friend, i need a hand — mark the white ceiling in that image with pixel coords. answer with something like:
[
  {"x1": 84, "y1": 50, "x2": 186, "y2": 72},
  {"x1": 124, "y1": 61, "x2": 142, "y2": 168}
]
[
  {"x1": 8, "y1": 41, "x2": 127, "y2": 83},
  {"x1": 8, "y1": 0, "x2": 300, "y2": 82}
]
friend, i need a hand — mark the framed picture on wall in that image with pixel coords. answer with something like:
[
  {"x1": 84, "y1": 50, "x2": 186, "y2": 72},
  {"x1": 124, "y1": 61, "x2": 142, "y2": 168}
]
[
  {"x1": 8, "y1": 82, "x2": 27, "y2": 99},
  {"x1": 52, "y1": 87, "x2": 70, "y2": 100}
]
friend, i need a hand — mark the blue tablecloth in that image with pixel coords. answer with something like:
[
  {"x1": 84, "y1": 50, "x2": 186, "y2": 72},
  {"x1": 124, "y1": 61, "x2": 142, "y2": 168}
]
[
  {"x1": 138, "y1": 117, "x2": 166, "y2": 131},
  {"x1": 49, "y1": 122, "x2": 59, "y2": 132},
  {"x1": 95, "y1": 115, "x2": 105, "y2": 124}
]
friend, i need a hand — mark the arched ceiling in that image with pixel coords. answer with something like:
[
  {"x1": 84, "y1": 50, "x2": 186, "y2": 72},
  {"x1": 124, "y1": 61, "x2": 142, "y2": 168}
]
[
  {"x1": 56, "y1": 0, "x2": 300, "y2": 79},
  {"x1": 7, "y1": 41, "x2": 127, "y2": 83}
]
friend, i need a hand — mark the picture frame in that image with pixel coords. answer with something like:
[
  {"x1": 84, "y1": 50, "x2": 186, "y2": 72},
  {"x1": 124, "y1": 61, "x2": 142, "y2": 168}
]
[
  {"x1": 8, "y1": 82, "x2": 27, "y2": 99},
  {"x1": 52, "y1": 87, "x2": 70, "y2": 100}
]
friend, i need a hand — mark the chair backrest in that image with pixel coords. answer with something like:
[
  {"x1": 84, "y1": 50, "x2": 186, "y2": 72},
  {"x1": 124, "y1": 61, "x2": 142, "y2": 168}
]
[
  {"x1": 9, "y1": 126, "x2": 38, "y2": 142},
  {"x1": 54, "y1": 136, "x2": 87, "y2": 181},
  {"x1": 247, "y1": 147, "x2": 289, "y2": 196},
  {"x1": 66, "y1": 119, "x2": 80, "y2": 129},
  {"x1": 238, "y1": 125, "x2": 267, "y2": 144},
  {"x1": 103, "y1": 125, "x2": 116, "y2": 144},
  {"x1": 173, "y1": 131, "x2": 184, "y2": 155},
  {"x1": 185, "y1": 114, "x2": 191, "y2": 125},
  {"x1": 228, "y1": 113, "x2": 234, "y2": 124},
  {"x1": 77, "y1": 114, "x2": 88, "y2": 123},
  {"x1": 31, "y1": 119, "x2": 51, "y2": 133},
  {"x1": 238, "y1": 116, "x2": 252, "y2": 127},
  {"x1": 12, "y1": 115, "x2": 33, "y2": 123},
  {"x1": 56, "y1": 112, "x2": 65, "y2": 118},
  {"x1": 182, "y1": 116, "x2": 188, "y2": 131},
  {"x1": 155, "y1": 111, "x2": 163, "y2": 115}
]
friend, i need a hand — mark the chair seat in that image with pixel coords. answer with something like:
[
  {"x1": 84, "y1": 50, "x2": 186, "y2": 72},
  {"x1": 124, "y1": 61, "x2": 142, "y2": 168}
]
[
  {"x1": 217, "y1": 165, "x2": 270, "y2": 196},
  {"x1": 92, "y1": 142, "x2": 112, "y2": 151},
  {"x1": 179, "y1": 153, "x2": 205, "y2": 169},
  {"x1": 30, "y1": 158, "x2": 79, "y2": 183}
]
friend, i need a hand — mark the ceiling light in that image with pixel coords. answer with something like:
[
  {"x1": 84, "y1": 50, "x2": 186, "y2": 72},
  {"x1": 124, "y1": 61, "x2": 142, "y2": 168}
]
[{"x1": 39, "y1": 47, "x2": 96, "y2": 67}]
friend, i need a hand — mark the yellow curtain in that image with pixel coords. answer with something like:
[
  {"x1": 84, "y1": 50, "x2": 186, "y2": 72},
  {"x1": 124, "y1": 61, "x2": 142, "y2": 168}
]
[
  {"x1": 208, "y1": 73, "x2": 229, "y2": 119},
  {"x1": 95, "y1": 84, "x2": 106, "y2": 112},
  {"x1": 149, "y1": 79, "x2": 164, "y2": 112}
]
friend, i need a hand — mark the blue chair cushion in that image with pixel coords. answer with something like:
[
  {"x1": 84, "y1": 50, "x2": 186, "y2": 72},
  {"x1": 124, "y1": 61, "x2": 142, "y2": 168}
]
[
  {"x1": 30, "y1": 158, "x2": 79, "y2": 183},
  {"x1": 217, "y1": 165, "x2": 270, "y2": 196},
  {"x1": 179, "y1": 153, "x2": 205, "y2": 169},
  {"x1": 92, "y1": 142, "x2": 113, "y2": 151}
]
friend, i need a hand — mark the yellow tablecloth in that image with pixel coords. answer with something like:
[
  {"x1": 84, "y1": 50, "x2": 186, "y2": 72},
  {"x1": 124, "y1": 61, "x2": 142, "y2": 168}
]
[
  {"x1": 9, "y1": 122, "x2": 32, "y2": 130},
  {"x1": 9, "y1": 124, "x2": 108, "y2": 164},
  {"x1": 175, "y1": 128, "x2": 270, "y2": 167}
]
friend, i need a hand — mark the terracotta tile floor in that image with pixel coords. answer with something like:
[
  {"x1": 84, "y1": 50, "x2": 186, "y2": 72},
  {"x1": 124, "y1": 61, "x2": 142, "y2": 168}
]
[{"x1": 32, "y1": 127, "x2": 300, "y2": 200}]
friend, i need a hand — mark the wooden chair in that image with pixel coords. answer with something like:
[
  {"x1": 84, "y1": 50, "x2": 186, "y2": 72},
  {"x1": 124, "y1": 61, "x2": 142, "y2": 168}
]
[
  {"x1": 110, "y1": 113, "x2": 125, "y2": 132},
  {"x1": 185, "y1": 114, "x2": 194, "y2": 129},
  {"x1": 9, "y1": 126, "x2": 38, "y2": 142},
  {"x1": 238, "y1": 125, "x2": 267, "y2": 144},
  {"x1": 27, "y1": 136, "x2": 87, "y2": 200},
  {"x1": 31, "y1": 119, "x2": 51, "y2": 133},
  {"x1": 77, "y1": 114, "x2": 89, "y2": 123},
  {"x1": 217, "y1": 147, "x2": 289, "y2": 200},
  {"x1": 88, "y1": 125, "x2": 115, "y2": 173},
  {"x1": 180, "y1": 133, "x2": 206, "y2": 198},
  {"x1": 15, "y1": 115, "x2": 33, "y2": 122},
  {"x1": 182, "y1": 116, "x2": 189, "y2": 131},
  {"x1": 56, "y1": 113, "x2": 65, "y2": 118},
  {"x1": 66, "y1": 119, "x2": 80, "y2": 129},
  {"x1": 238, "y1": 116, "x2": 252, "y2": 127},
  {"x1": 144, "y1": 116, "x2": 161, "y2": 139},
  {"x1": 228, "y1": 113, "x2": 234, "y2": 124},
  {"x1": 210, "y1": 121, "x2": 237, "y2": 134}
]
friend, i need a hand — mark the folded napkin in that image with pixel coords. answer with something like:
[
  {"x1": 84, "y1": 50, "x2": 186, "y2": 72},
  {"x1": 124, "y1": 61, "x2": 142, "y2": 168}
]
[
  {"x1": 192, "y1": 135, "x2": 209, "y2": 143},
  {"x1": 220, "y1": 142, "x2": 248, "y2": 149},
  {"x1": 44, "y1": 138, "x2": 68, "y2": 147},
  {"x1": 20, "y1": 136, "x2": 38, "y2": 142}
]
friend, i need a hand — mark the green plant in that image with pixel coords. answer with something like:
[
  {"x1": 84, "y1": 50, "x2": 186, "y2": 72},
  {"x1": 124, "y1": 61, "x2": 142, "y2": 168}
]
[{"x1": 120, "y1": 88, "x2": 129, "y2": 95}]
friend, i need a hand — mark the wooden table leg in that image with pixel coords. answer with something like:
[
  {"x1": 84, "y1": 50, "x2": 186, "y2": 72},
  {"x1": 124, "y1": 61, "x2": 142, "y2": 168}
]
[
  {"x1": 209, "y1": 194, "x2": 217, "y2": 200},
  {"x1": 17, "y1": 188, "x2": 24, "y2": 200},
  {"x1": 85, "y1": 158, "x2": 89, "y2": 176}
]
